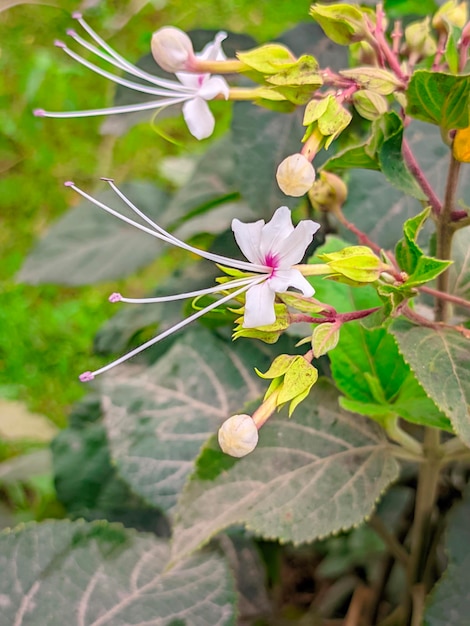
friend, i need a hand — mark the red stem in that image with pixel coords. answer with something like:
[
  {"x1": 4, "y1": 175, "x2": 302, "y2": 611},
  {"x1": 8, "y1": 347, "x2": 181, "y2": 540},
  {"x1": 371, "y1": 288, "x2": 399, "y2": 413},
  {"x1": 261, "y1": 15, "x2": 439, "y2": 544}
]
[{"x1": 402, "y1": 139, "x2": 442, "y2": 215}]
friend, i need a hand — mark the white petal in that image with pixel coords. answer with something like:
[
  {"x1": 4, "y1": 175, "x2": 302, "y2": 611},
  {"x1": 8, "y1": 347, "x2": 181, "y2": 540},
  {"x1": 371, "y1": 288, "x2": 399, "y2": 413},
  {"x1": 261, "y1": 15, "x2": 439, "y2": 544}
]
[
  {"x1": 198, "y1": 75, "x2": 229, "y2": 100},
  {"x1": 275, "y1": 220, "x2": 321, "y2": 267},
  {"x1": 182, "y1": 97, "x2": 215, "y2": 139},
  {"x1": 259, "y1": 206, "x2": 295, "y2": 261},
  {"x1": 268, "y1": 268, "x2": 315, "y2": 296},
  {"x1": 198, "y1": 32, "x2": 228, "y2": 61},
  {"x1": 231, "y1": 217, "x2": 265, "y2": 265},
  {"x1": 243, "y1": 281, "x2": 276, "y2": 328},
  {"x1": 175, "y1": 70, "x2": 200, "y2": 90}
]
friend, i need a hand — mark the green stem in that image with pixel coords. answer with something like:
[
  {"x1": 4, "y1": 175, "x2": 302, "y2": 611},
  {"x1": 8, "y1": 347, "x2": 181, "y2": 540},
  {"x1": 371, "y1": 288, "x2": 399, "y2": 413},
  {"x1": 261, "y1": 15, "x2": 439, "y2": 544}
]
[
  {"x1": 405, "y1": 150, "x2": 461, "y2": 625},
  {"x1": 385, "y1": 416, "x2": 422, "y2": 455},
  {"x1": 369, "y1": 515, "x2": 410, "y2": 567}
]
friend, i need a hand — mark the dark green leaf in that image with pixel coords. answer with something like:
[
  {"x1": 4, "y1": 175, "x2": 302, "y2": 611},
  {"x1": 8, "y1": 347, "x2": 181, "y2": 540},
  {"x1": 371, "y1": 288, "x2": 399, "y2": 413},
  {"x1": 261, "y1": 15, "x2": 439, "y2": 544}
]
[
  {"x1": 377, "y1": 112, "x2": 427, "y2": 200},
  {"x1": 231, "y1": 103, "x2": 305, "y2": 213},
  {"x1": 391, "y1": 319, "x2": 470, "y2": 446},
  {"x1": 406, "y1": 70, "x2": 470, "y2": 130},
  {"x1": 0, "y1": 520, "x2": 236, "y2": 625},
  {"x1": 424, "y1": 486, "x2": 470, "y2": 626},
  {"x1": 17, "y1": 183, "x2": 169, "y2": 285},
  {"x1": 384, "y1": 0, "x2": 438, "y2": 18},
  {"x1": 171, "y1": 380, "x2": 399, "y2": 562},
  {"x1": 102, "y1": 328, "x2": 294, "y2": 512},
  {"x1": 323, "y1": 144, "x2": 380, "y2": 172}
]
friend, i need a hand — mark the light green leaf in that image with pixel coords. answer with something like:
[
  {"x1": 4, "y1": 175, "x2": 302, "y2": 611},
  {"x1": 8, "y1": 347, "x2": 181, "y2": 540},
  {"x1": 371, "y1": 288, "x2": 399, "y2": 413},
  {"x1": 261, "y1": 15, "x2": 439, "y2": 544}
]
[
  {"x1": 391, "y1": 320, "x2": 470, "y2": 446},
  {"x1": 0, "y1": 520, "x2": 236, "y2": 625},
  {"x1": 171, "y1": 380, "x2": 399, "y2": 562},
  {"x1": 103, "y1": 329, "x2": 289, "y2": 512},
  {"x1": 322, "y1": 144, "x2": 380, "y2": 171},
  {"x1": 395, "y1": 207, "x2": 430, "y2": 274},
  {"x1": 17, "y1": 183, "x2": 169, "y2": 286},
  {"x1": 424, "y1": 486, "x2": 470, "y2": 625}
]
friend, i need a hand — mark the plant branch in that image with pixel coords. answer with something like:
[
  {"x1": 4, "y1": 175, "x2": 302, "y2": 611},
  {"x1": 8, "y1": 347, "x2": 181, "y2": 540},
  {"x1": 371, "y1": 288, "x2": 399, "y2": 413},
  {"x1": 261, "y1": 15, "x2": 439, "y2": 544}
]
[
  {"x1": 402, "y1": 139, "x2": 442, "y2": 215},
  {"x1": 419, "y1": 285, "x2": 470, "y2": 311},
  {"x1": 369, "y1": 515, "x2": 410, "y2": 567}
]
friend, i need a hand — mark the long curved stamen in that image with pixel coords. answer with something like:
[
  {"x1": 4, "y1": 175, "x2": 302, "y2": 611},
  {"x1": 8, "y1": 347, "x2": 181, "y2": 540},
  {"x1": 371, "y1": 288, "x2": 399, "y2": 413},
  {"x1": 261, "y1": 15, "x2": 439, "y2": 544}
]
[
  {"x1": 35, "y1": 97, "x2": 187, "y2": 119},
  {"x1": 110, "y1": 275, "x2": 260, "y2": 304},
  {"x1": 80, "y1": 278, "x2": 264, "y2": 381},
  {"x1": 66, "y1": 28, "x2": 192, "y2": 92},
  {"x1": 72, "y1": 12, "x2": 191, "y2": 91},
  {"x1": 101, "y1": 179, "x2": 270, "y2": 273},
  {"x1": 55, "y1": 40, "x2": 191, "y2": 98}
]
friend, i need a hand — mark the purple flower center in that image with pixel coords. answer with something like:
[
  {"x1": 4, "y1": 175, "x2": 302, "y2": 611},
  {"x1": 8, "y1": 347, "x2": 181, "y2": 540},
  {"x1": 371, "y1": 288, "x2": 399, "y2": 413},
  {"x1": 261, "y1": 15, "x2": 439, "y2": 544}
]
[{"x1": 263, "y1": 252, "x2": 279, "y2": 275}]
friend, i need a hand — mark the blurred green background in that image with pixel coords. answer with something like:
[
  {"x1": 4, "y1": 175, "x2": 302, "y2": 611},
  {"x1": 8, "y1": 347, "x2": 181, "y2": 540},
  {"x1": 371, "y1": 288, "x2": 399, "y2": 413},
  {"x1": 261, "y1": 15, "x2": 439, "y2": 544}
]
[{"x1": 0, "y1": 0, "x2": 311, "y2": 524}]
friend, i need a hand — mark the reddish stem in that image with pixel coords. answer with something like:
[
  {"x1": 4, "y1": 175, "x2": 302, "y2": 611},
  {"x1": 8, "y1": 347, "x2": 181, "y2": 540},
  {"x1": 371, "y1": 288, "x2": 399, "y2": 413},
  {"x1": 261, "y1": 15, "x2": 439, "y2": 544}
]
[{"x1": 402, "y1": 139, "x2": 442, "y2": 215}]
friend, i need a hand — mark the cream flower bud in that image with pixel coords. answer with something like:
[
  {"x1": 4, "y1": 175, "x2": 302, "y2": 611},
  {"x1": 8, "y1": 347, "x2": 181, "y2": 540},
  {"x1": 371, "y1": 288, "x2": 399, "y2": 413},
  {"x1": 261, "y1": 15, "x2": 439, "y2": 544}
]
[
  {"x1": 218, "y1": 414, "x2": 259, "y2": 458},
  {"x1": 151, "y1": 26, "x2": 195, "y2": 72},
  {"x1": 276, "y1": 153, "x2": 316, "y2": 197}
]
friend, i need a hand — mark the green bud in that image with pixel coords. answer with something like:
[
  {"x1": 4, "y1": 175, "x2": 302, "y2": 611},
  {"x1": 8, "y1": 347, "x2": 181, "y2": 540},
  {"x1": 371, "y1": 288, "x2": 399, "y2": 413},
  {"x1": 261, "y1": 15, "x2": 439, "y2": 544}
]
[
  {"x1": 432, "y1": 0, "x2": 468, "y2": 33},
  {"x1": 256, "y1": 355, "x2": 318, "y2": 416},
  {"x1": 267, "y1": 55, "x2": 322, "y2": 86},
  {"x1": 308, "y1": 170, "x2": 348, "y2": 212},
  {"x1": 310, "y1": 3, "x2": 371, "y2": 45},
  {"x1": 340, "y1": 68, "x2": 404, "y2": 95},
  {"x1": 405, "y1": 18, "x2": 437, "y2": 59},
  {"x1": 352, "y1": 90, "x2": 389, "y2": 121},
  {"x1": 319, "y1": 246, "x2": 383, "y2": 282},
  {"x1": 237, "y1": 44, "x2": 296, "y2": 74},
  {"x1": 311, "y1": 323, "x2": 340, "y2": 357}
]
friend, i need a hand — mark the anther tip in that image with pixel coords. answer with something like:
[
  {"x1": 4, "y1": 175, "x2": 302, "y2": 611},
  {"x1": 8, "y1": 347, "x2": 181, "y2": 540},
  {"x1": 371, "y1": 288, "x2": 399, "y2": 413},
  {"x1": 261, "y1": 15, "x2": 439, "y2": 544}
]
[
  {"x1": 72, "y1": 11, "x2": 82, "y2": 19},
  {"x1": 79, "y1": 371, "x2": 94, "y2": 382},
  {"x1": 64, "y1": 181, "x2": 75, "y2": 187},
  {"x1": 66, "y1": 28, "x2": 77, "y2": 37},
  {"x1": 33, "y1": 108, "x2": 46, "y2": 117},
  {"x1": 100, "y1": 177, "x2": 115, "y2": 183},
  {"x1": 109, "y1": 292, "x2": 122, "y2": 303},
  {"x1": 54, "y1": 39, "x2": 66, "y2": 48}
]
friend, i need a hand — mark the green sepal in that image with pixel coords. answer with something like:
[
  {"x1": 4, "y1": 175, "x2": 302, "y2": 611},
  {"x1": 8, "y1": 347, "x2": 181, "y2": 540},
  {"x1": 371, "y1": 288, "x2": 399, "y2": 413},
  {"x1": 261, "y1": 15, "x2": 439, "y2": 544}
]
[
  {"x1": 311, "y1": 323, "x2": 341, "y2": 357},
  {"x1": 279, "y1": 358, "x2": 318, "y2": 405},
  {"x1": 309, "y1": 3, "x2": 371, "y2": 45},
  {"x1": 233, "y1": 304, "x2": 290, "y2": 343},
  {"x1": 256, "y1": 354, "x2": 296, "y2": 379},
  {"x1": 266, "y1": 55, "x2": 322, "y2": 86},
  {"x1": 278, "y1": 292, "x2": 326, "y2": 314},
  {"x1": 340, "y1": 67, "x2": 404, "y2": 94},
  {"x1": 303, "y1": 96, "x2": 352, "y2": 148},
  {"x1": 319, "y1": 246, "x2": 383, "y2": 282},
  {"x1": 237, "y1": 44, "x2": 296, "y2": 74}
]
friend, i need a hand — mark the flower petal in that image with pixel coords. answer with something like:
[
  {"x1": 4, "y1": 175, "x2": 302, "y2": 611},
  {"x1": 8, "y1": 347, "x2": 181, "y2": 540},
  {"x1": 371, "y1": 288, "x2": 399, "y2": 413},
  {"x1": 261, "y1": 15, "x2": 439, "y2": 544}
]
[
  {"x1": 232, "y1": 217, "x2": 266, "y2": 265},
  {"x1": 243, "y1": 281, "x2": 276, "y2": 328},
  {"x1": 268, "y1": 268, "x2": 315, "y2": 296},
  {"x1": 275, "y1": 220, "x2": 321, "y2": 267},
  {"x1": 259, "y1": 206, "x2": 295, "y2": 260},
  {"x1": 198, "y1": 75, "x2": 229, "y2": 100},
  {"x1": 182, "y1": 97, "x2": 215, "y2": 139},
  {"x1": 198, "y1": 31, "x2": 228, "y2": 61}
]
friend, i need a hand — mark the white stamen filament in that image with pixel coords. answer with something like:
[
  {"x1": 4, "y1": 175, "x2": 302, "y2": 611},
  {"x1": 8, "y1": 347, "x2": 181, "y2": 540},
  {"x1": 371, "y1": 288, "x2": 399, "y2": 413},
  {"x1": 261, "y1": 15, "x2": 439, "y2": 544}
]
[
  {"x1": 66, "y1": 181, "x2": 269, "y2": 273},
  {"x1": 56, "y1": 40, "x2": 189, "y2": 98},
  {"x1": 80, "y1": 278, "x2": 264, "y2": 380},
  {"x1": 114, "y1": 276, "x2": 260, "y2": 304},
  {"x1": 66, "y1": 27, "x2": 191, "y2": 92}
]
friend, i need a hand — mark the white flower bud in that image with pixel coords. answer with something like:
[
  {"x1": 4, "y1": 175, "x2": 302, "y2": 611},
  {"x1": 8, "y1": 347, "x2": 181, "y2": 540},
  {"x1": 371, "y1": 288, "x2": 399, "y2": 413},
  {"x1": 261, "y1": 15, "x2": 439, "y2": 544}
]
[
  {"x1": 276, "y1": 153, "x2": 316, "y2": 197},
  {"x1": 218, "y1": 414, "x2": 259, "y2": 458},
  {"x1": 151, "y1": 27, "x2": 195, "y2": 73}
]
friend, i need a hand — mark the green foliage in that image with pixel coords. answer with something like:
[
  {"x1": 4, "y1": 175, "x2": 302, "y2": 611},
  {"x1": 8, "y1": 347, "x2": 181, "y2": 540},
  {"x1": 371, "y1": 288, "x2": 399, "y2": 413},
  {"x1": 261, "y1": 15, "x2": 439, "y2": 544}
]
[
  {"x1": 391, "y1": 320, "x2": 470, "y2": 446},
  {"x1": 406, "y1": 71, "x2": 470, "y2": 130},
  {"x1": 171, "y1": 380, "x2": 399, "y2": 561},
  {"x1": 0, "y1": 519, "x2": 237, "y2": 625}
]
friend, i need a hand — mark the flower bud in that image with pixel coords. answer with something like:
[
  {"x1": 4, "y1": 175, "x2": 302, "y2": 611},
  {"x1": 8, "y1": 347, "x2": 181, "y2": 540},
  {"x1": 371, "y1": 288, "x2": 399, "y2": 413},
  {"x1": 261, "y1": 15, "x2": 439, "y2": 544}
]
[
  {"x1": 352, "y1": 90, "x2": 388, "y2": 121},
  {"x1": 432, "y1": 0, "x2": 468, "y2": 33},
  {"x1": 151, "y1": 26, "x2": 195, "y2": 72},
  {"x1": 404, "y1": 18, "x2": 437, "y2": 59},
  {"x1": 276, "y1": 153, "x2": 316, "y2": 197},
  {"x1": 218, "y1": 414, "x2": 259, "y2": 458},
  {"x1": 308, "y1": 170, "x2": 347, "y2": 213}
]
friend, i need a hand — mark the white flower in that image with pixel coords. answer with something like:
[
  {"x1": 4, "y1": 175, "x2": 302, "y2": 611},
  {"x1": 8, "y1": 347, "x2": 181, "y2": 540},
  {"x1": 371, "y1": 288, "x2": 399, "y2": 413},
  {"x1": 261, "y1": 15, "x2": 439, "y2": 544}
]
[
  {"x1": 33, "y1": 13, "x2": 229, "y2": 140},
  {"x1": 276, "y1": 153, "x2": 316, "y2": 197},
  {"x1": 67, "y1": 179, "x2": 320, "y2": 382},
  {"x1": 218, "y1": 414, "x2": 259, "y2": 457}
]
